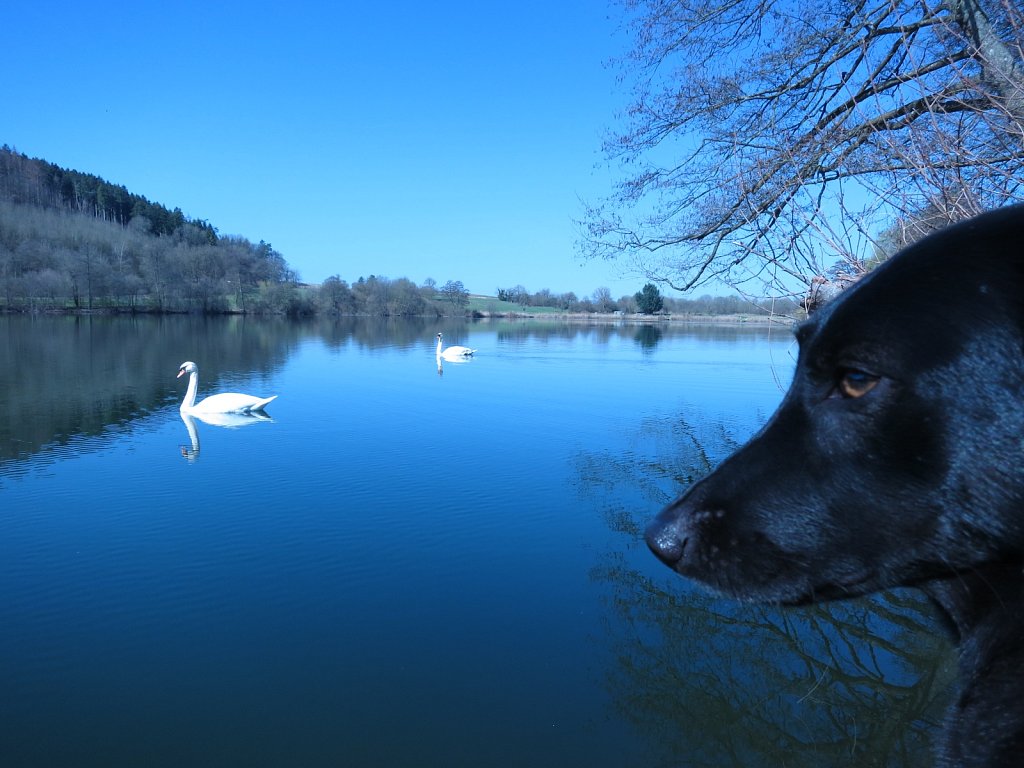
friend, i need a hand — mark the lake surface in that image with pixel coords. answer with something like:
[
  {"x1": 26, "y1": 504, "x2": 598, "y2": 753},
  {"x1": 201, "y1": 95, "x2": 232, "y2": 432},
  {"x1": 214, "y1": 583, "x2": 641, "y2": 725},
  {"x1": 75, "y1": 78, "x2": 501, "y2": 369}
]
[{"x1": 0, "y1": 315, "x2": 954, "y2": 767}]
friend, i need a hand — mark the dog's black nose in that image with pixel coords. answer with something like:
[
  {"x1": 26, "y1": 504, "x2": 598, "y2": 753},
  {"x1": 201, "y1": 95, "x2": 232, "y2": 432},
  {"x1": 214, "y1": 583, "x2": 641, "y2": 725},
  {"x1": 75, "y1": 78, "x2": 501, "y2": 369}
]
[{"x1": 645, "y1": 514, "x2": 687, "y2": 568}]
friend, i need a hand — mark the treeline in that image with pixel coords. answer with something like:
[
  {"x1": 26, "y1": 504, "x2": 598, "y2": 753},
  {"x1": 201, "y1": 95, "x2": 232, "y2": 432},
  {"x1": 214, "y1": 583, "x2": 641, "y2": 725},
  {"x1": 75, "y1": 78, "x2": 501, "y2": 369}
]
[
  {"x1": 664, "y1": 294, "x2": 799, "y2": 316},
  {"x1": 497, "y1": 284, "x2": 799, "y2": 316},
  {"x1": 316, "y1": 276, "x2": 470, "y2": 317},
  {"x1": 0, "y1": 184, "x2": 477, "y2": 317}
]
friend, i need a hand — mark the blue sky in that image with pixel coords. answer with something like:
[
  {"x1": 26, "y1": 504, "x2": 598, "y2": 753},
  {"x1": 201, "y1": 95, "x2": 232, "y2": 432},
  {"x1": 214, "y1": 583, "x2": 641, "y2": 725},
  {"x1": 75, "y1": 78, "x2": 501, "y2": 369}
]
[{"x1": 2, "y1": 1, "x2": 659, "y2": 299}]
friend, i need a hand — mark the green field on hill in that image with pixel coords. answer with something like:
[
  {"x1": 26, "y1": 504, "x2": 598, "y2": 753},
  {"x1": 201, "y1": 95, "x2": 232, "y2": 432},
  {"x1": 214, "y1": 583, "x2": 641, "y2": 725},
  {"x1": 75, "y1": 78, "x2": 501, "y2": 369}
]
[{"x1": 466, "y1": 295, "x2": 563, "y2": 314}]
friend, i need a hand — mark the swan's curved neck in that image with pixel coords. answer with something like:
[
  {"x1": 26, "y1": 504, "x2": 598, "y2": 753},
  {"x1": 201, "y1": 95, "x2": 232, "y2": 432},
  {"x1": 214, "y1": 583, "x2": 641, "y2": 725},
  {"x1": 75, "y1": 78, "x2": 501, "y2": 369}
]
[
  {"x1": 181, "y1": 371, "x2": 199, "y2": 410},
  {"x1": 436, "y1": 337, "x2": 443, "y2": 356}
]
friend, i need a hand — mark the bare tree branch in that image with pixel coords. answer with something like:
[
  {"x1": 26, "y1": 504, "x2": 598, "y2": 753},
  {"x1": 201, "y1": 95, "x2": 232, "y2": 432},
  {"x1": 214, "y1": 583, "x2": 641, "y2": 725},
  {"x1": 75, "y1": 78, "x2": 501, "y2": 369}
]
[{"x1": 582, "y1": 0, "x2": 1024, "y2": 300}]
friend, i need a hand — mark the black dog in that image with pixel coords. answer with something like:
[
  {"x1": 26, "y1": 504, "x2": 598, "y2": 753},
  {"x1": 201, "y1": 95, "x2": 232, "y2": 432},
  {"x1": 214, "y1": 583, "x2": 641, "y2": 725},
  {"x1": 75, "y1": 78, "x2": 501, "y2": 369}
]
[{"x1": 645, "y1": 205, "x2": 1024, "y2": 767}]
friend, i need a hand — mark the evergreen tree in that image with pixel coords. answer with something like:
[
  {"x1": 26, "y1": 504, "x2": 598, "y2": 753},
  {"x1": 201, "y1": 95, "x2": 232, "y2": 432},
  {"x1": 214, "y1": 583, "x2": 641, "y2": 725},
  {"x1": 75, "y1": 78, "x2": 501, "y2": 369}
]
[{"x1": 635, "y1": 283, "x2": 664, "y2": 315}]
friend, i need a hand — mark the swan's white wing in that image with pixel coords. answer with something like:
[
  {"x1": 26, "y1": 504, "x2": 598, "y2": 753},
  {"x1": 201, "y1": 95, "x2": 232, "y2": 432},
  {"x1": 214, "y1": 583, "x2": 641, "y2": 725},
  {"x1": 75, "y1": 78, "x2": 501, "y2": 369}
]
[
  {"x1": 189, "y1": 410, "x2": 273, "y2": 427},
  {"x1": 440, "y1": 346, "x2": 476, "y2": 360},
  {"x1": 191, "y1": 392, "x2": 277, "y2": 414}
]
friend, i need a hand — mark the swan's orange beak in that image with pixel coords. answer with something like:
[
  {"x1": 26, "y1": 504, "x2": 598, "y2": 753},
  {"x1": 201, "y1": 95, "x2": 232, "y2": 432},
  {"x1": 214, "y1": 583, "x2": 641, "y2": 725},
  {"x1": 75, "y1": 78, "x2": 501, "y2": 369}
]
[{"x1": 177, "y1": 369, "x2": 186, "y2": 378}]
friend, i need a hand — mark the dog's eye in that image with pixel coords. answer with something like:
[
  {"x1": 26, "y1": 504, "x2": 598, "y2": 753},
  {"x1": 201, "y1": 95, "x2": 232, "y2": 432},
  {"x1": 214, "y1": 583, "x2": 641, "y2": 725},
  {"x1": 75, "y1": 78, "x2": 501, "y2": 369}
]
[{"x1": 836, "y1": 369, "x2": 880, "y2": 399}]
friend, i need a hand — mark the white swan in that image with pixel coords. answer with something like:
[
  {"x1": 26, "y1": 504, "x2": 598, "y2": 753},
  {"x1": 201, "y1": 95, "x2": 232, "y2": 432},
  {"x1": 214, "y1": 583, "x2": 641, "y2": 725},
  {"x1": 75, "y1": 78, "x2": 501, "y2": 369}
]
[
  {"x1": 177, "y1": 361, "x2": 277, "y2": 414},
  {"x1": 436, "y1": 333, "x2": 476, "y2": 361}
]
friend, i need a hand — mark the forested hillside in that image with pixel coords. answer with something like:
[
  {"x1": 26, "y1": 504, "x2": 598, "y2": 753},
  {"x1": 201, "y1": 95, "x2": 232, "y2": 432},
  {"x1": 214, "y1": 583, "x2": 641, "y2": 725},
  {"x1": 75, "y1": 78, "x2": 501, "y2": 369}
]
[
  {"x1": 0, "y1": 146, "x2": 301, "y2": 314},
  {"x1": 0, "y1": 146, "x2": 790, "y2": 318}
]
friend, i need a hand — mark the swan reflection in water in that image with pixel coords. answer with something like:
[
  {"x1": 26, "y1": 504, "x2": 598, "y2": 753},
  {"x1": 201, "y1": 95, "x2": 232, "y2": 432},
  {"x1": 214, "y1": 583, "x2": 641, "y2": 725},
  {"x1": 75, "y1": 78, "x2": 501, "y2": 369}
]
[
  {"x1": 179, "y1": 411, "x2": 273, "y2": 462},
  {"x1": 435, "y1": 352, "x2": 475, "y2": 377}
]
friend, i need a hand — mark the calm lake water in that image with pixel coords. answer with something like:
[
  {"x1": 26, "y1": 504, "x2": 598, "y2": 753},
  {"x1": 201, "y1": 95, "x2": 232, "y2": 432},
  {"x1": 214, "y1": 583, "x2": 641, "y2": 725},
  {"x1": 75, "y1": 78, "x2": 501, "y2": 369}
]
[{"x1": 0, "y1": 314, "x2": 954, "y2": 767}]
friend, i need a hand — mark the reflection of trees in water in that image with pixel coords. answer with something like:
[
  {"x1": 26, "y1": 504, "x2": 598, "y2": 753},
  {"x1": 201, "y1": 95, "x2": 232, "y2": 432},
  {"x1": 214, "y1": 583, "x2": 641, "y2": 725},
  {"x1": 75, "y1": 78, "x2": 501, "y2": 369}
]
[
  {"x1": 633, "y1": 324, "x2": 663, "y2": 352},
  {"x1": 0, "y1": 314, "x2": 296, "y2": 463},
  {"x1": 313, "y1": 315, "x2": 438, "y2": 350},
  {"x1": 315, "y1": 315, "x2": 785, "y2": 352},
  {"x1": 494, "y1": 318, "x2": 780, "y2": 346},
  {"x1": 577, "y1": 412, "x2": 956, "y2": 767}
]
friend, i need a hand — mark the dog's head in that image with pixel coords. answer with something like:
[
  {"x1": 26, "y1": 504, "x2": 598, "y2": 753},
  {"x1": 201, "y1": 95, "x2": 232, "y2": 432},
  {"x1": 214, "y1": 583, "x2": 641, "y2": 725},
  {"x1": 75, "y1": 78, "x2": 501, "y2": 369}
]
[{"x1": 646, "y1": 205, "x2": 1024, "y2": 604}]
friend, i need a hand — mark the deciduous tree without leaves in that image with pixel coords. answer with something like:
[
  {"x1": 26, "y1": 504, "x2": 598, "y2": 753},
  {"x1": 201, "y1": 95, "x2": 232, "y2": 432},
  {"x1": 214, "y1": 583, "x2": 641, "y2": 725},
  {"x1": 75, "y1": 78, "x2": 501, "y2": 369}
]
[{"x1": 583, "y1": 0, "x2": 1024, "y2": 300}]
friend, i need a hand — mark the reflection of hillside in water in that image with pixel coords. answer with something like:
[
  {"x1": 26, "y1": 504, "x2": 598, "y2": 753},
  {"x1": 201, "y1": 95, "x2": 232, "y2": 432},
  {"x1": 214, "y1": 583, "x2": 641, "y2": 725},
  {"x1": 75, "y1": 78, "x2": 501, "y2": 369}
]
[
  {"x1": 577, "y1": 410, "x2": 956, "y2": 767},
  {"x1": 0, "y1": 315, "x2": 296, "y2": 466}
]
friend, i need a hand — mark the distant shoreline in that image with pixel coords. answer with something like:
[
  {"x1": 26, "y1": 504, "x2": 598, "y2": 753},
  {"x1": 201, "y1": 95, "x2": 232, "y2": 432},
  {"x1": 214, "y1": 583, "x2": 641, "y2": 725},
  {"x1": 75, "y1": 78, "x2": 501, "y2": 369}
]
[
  {"x1": 0, "y1": 307, "x2": 798, "y2": 325},
  {"x1": 472, "y1": 310, "x2": 797, "y2": 325}
]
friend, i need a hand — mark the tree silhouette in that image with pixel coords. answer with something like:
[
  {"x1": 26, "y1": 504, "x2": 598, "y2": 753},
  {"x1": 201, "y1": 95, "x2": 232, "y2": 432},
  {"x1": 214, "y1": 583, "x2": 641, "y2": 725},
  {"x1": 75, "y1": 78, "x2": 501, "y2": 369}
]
[{"x1": 440, "y1": 279, "x2": 469, "y2": 310}]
